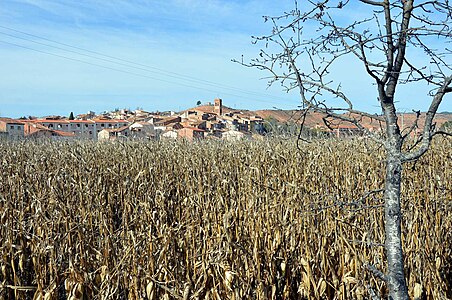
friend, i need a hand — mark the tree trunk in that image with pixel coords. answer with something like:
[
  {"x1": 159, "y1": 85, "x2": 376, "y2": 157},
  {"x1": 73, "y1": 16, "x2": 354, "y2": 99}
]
[{"x1": 384, "y1": 153, "x2": 409, "y2": 300}]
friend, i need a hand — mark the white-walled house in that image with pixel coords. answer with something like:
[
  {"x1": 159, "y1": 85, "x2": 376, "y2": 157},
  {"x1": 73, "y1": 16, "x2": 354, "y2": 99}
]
[
  {"x1": 98, "y1": 125, "x2": 131, "y2": 141},
  {"x1": 161, "y1": 130, "x2": 178, "y2": 140},
  {"x1": 129, "y1": 122, "x2": 155, "y2": 139}
]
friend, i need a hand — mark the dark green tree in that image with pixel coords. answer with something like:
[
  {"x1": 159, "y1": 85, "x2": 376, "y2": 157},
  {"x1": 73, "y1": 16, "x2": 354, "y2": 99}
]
[{"x1": 69, "y1": 112, "x2": 74, "y2": 120}]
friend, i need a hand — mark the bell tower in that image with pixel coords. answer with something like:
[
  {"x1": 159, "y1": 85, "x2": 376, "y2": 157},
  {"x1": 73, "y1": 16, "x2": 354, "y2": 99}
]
[{"x1": 214, "y1": 98, "x2": 223, "y2": 115}]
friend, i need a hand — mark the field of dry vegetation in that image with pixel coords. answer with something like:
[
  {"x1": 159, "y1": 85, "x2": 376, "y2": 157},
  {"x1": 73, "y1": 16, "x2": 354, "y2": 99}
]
[{"x1": 0, "y1": 138, "x2": 451, "y2": 300}]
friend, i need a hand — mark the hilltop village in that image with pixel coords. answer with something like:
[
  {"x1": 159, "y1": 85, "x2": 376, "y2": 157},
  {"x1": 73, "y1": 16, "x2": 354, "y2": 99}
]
[
  {"x1": 0, "y1": 99, "x2": 266, "y2": 141},
  {"x1": 1, "y1": 98, "x2": 451, "y2": 141}
]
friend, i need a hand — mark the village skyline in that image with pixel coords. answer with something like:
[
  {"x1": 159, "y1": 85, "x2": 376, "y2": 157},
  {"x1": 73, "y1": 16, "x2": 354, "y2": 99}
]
[
  {"x1": 2, "y1": 98, "x2": 451, "y2": 142},
  {"x1": 3, "y1": 99, "x2": 452, "y2": 121}
]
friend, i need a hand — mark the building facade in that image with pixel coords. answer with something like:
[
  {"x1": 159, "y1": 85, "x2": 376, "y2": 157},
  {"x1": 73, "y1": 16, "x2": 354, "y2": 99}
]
[{"x1": 0, "y1": 118, "x2": 25, "y2": 139}]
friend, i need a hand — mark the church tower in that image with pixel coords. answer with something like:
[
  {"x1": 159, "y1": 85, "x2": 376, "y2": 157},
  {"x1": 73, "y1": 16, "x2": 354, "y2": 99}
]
[{"x1": 214, "y1": 98, "x2": 223, "y2": 115}]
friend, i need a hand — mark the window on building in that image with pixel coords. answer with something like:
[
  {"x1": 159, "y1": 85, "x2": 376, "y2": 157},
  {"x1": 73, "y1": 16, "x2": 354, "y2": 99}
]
[
  {"x1": 85, "y1": 124, "x2": 88, "y2": 128},
  {"x1": 101, "y1": 124, "x2": 105, "y2": 127},
  {"x1": 10, "y1": 125, "x2": 14, "y2": 129},
  {"x1": 77, "y1": 124, "x2": 80, "y2": 127}
]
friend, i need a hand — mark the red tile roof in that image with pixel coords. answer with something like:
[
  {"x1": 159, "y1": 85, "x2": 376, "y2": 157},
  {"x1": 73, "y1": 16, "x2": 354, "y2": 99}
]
[
  {"x1": 33, "y1": 119, "x2": 70, "y2": 124},
  {"x1": 0, "y1": 118, "x2": 25, "y2": 125},
  {"x1": 29, "y1": 119, "x2": 128, "y2": 125},
  {"x1": 68, "y1": 120, "x2": 96, "y2": 123},
  {"x1": 93, "y1": 119, "x2": 128, "y2": 123},
  {"x1": 114, "y1": 125, "x2": 130, "y2": 132}
]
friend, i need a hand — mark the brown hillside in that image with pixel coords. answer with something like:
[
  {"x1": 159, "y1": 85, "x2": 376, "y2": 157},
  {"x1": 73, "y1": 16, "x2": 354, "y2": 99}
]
[{"x1": 254, "y1": 109, "x2": 452, "y2": 130}]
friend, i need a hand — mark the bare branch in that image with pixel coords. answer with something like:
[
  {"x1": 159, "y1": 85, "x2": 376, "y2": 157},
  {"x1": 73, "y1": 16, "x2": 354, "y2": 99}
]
[
  {"x1": 359, "y1": 0, "x2": 385, "y2": 6},
  {"x1": 431, "y1": 130, "x2": 452, "y2": 138},
  {"x1": 358, "y1": 35, "x2": 383, "y2": 83},
  {"x1": 401, "y1": 110, "x2": 421, "y2": 140},
  {"x1": 296, "y1": 106, "x2": 312, "y2": 149},
  {"x1": 402, "y1": 75, "x2": 452, "y2": 162}
]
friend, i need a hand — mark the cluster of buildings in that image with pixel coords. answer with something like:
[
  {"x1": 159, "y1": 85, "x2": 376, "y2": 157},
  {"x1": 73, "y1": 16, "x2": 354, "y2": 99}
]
[
  {"x1": 0, "y1": 99, "x2": 265, "y2": 141},
  {"x1": 3, "y1": 99, "x2": 440, "y2": 141}
]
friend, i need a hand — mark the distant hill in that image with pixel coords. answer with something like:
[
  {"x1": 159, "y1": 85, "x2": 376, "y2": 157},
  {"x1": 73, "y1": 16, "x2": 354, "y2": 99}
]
[
  {"x1": 252, "y1": 109, "x2": 452, "y2": 130},
  {"x1": 182, "y1": 103, "x2": 452, "y2": 130}
]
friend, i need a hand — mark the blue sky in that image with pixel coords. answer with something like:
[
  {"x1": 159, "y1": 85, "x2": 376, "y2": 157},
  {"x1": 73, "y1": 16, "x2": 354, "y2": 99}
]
[{"x1": 0, "y1": 0, "x2": 450, "y2": 118}]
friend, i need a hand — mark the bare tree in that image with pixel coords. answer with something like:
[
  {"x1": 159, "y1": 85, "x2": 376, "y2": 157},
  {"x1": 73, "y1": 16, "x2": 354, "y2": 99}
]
[{"x1": 236, "y1": 1, "x2": 452, "y2": 299}]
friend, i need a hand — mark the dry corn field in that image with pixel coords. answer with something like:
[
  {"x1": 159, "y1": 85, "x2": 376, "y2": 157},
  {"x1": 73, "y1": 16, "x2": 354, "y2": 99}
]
[{"x1": 0, "y1": 138, "x2": 451, "y2": 300}]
